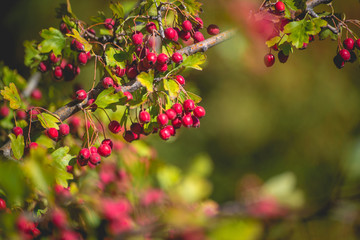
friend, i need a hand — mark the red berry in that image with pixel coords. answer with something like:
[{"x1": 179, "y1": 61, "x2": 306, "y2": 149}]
[
  {"x1": 175, "y1": 75, "x2": 185, "y2": 85},
  {"x1": 108, "y1": 120, "x2": 122, "y2": 134},
  {"x1": 126, "y1": 66, "x2": 138, "y2": 79},
  {"x1": 207, "y1": 24, "x2": 220, "y2": 35},
  {"x1": 157, "y1": 53, "x2": 169, "y2": 65},
  {"x1": 79, "y1": 148, "x2": 90, "y2": 160},
  {"x1": 156, "y1": 63, "x2": 168, "y2": 72},
  {"x1": 145, "y1": 52, "x2": 157, "y2": 66},
  {"x1": 102, "y1": 139, "x2": 113, "y2": 149},
  {"x1": 124, "y1": 130, "x2": 136, "y2": 143},
  {"x1": 130, "y1": 123, "x2": 143, "y2": 135},
  {"x1": 89, "y1": 153, "x2": 101, "y2": 165},
  {"x1": 165, "y1": 28, "x2": 177, "y2": 40},
  {"x1": 49, "y1": 52, "x2": 61, "y2": 63},
  {"x1": 132, "y1": 32, "x2": 144, "y2": 45},
  {"x1": 139, "y1": 111, "x2": 151, "y2": 123},
  {"x1": 124, "y1": 92, "x2": 133, "y2": 101},
  {"x1": 194, "y1": 106, "x2": 206, "y2": 118},
  {"x1": 278, "y1": 51, "x2": 289, "y2": 63},
  {"x1": 60, "y1": 22, "x2": 71, "y2": 34},
  {"x1": 264, "y1": 53, "x2": 275, "y2": 67},
  {"x1": 102, "y1": 77, "x2": 114, "y2": 89},
  {"x1": 0, "y1": 198, "x2": 6, "y2": 210},
  {"x1": 38, "y1": 61, "x2": 49, "y2": 73},
  {"x1": 47, "y1": 128, "x2": 59, "y2": 140},
  {"x1": 16, "y1": 110, "x2": 27, "y2": 120},
  {"x1": 333, "y1": 55, "x2": 345, "y2": 69},
  {"x1": 309, "y1": 35, "x2": 315, "y2": 42},
  {"x1": 183, "y1": 99, "x2": 195, "y2": 112},
  {"x1": 115, "y1": 66, "x2": 126, "y2": 77},
  {"x1": 193, "y1": 31, "x2": 205, "y2": 43},
  {"x1": 182, "y1": 114, "x2": 193, "y2": 128},
  {"x1": 356, "y1": 39, "x2": 360, "y2": 50},
  {"x1": 0, "y1": 105, "x2": 9, "y2": 118},
  {"x1": 275, "y1": 1, "x2": 285, "y2": 13},
  {"x1": 12, "y1": 126, "x2": 23, "y2": 136},
  {"x1": 157, "y1": 113, "x2": 169, "y2": 126},
  {"x1": 159, "y1": 127, "x2": 171, "y2": 140},
  {"x1": 52, "y1": 208, "x2": 67, "y2": 228},
  {"x1": 165, "y1": 125, "x2": 176, "y2": 136},
  {"x1": 53, "y1": 66, "x2": 63, "y2": 80},
  {"x1": 172, "y1": 52, "x2": 183, "y2": 64},
  {"x1": 165, "y1": 109, "x2": 177, "y2": 120},
  {"x1": 179, "y1": 30, "x2": 191, "y2": 41},
  {"x1": 29, "y1": 142, "x2": 38, "y2": 150},
  {"x1": 78, "y1": 52, "x2": 88, "y2": 65},
  {"x1": 343, "y1": 38, "x2": 355, "y2": 50},
  {"x1": 59, "y1": 124, "x2": 70, "y2": 136},
  {"x1": 192, "y1": 116, "x2": 200, "y2": 128},
  {"x1": 71, "y1": 39, "x2": 84, "y2": 52},
  {"x1": 31, "y1": 88, "x2": 42, "y2": 100},
  {"x1": 194, "y1": 17, "x2": 204, "y2": 29},
  {"x1": 172, "y1": 103, "x2": 183, "y2": 115},
  {"x1": 172, "y1": 117, "x2": 182, "y2": 129},
  {"x1": 104, "y1": 18, "x2": 115, "y2": 30},
  {"x1": 98, "y1": 143, "x2": 112, "y2": 157},
  {"x1": 339, "y1": 49, "x2": 351, "y2": 61},
  {"x1": 146, "y1": 22, "x2": 157, "y2": 33},
  {"x1": 182, "y1": 20, "x2": 193, "y2": 31},
  {"x1": 76, "y1": 89, "x2": 87, "y2": 101}
]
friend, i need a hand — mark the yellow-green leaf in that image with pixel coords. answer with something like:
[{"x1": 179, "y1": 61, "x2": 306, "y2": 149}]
[
  {"x1": 137, "y1": 70, "x2": 154, "y2": 92},
  {"x1": 0, "y1": 83, "x2": 22, "y2": 110},
  {"x1": 37, "y1": 113, "x2": 60, "y2": 129},
  {"x1": 38, "y1": 27, "x2": 66, "y2": 56},
  {"x1": 9, "y1": 133, "x2": 24, "y2": 160}
]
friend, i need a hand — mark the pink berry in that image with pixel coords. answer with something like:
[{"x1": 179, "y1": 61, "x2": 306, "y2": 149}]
[
  {"x1": 339, "y1": 49, "x2": 351, "y2": 61},
  {"x1": 183, "y1": 99, "x2": 195, "y2": 112},
  {"x1": 193, "y1": 31, "x2": 205, "y2": 43},
  {"x1": 275, "y1": 1, "x2": 285, "y2": 13},
  {"x1": 207, "y1": 24, "x2": 220, "y2": 35},
  {"x1": 98, "y1": 144, "x2": 112, "y2": 157},
  {"x1": 132, "y1": 32, "x2": 144, "y2": 45},
  {"x1": 182, "y1": 114, "x2": 193, "y2": 128},
  {"x1": 59, "y1": 124, "x2": 70, "y2": 136},
  {"x1": 264, "y1": 53, "x2": 275, "y2": 67},
  {"x1": 76, "y1": 89, "x2": 87, "y2": 101},
  {"x1": 165, "y1": 109, "x2": 177, "y2": 120},
  {"x1": 159, "y1": 127, "x2": 171, "y2": 140},
  {"x1": 343, "y1": 38, "x2": 355, "y2": 50},
  {"x1": 31, "y1": 88, "x2": 42, "y2": 100},
  {"x1": 0, "y1": 198, "x2": 6, "y2": 210},
  {"x1": 172, "y1": 103, "x2": 183, "y2": 115},
  {"x1": 78, "y1": 52, "x2": 88, "y2": 65},
  {"x1": 175, "y1": 75, "x2": 185, "y2": 85},
  {"x1": 157, "y1": 53, "x2": 169, "y2": 65},
  {"x1": 124, "y1": 92, "x2": 133, "y2": 101},
  {"x1": 182, "y1": 20, "x2": 193, "y2": 31},
  {"x1": 49, "y1": 52, "x2": 61, "y2": 64},
  {"x1": 165, "y1": 28, "x2": 177, "y2": 40},
  {"x1": 52, "y1": 208, "x2": 67, "y2": 228},
  {"x1": 146, "y1": 22, "x2": 157, "y2": 33},
  {"x1": 47, "y1": 128, "x2": 59, "y2": 140},
  {"x1": 108, "y1": 120, "x2": 122, "y2": 134},
  {"x1": 12, "y1": 126, "x2": 23, "y2": 136},
  {"x1": 157, "y1": 114, "x2": 169, "y2": 126},
  {"x1": 139, "y1": 111, "x2": 151, "y2": 123},
  {"x1": 194, "y1": 106, "x2": 206, "y2": 118},
  {"x1": 104, "y1": 18, "x2": 115, "y2": 30},
  {"x1": 16, "y1": 110, "x2": 27, "y2": 120},
  {"x1": 89, "y1": 153, "x2": 101, "y2": 165},
  {"x1": 194, "y1": 17, "x2": 204, "y2": 29},
  {"x1": 172, "y1": 52, "x2": 183, "y2": 64},
  {"x1": 53, "y1": 66, "x2": 63, "y2": 80},
  {"x1": 38, "y1": 61, "x2": 49, "y2": 72},
  {"x1": 102, "y1": 77, "x2": 114, "y2": 89}
]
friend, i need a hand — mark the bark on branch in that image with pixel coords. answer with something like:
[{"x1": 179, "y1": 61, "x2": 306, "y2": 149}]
[{"x1": 306, "y1": 0, "x2": 340, "y2": 34}]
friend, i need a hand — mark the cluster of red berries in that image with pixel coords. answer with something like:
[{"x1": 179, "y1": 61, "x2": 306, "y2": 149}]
[
  {"x1": 76, "y1": 138, "x2": 113, "y2": 168},
  {"x1": 333, "y1": 38, "x2": 360, "y2": 69},
  {"x1": 16, "y1": 214, "x2": 41, "y2": 239}
]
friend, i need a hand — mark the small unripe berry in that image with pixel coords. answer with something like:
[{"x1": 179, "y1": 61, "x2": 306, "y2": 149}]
[
  {"x1": 343, "y1": 38, "x2": 355, "y2": 51},
  {"x1": 139, "y1": 111, "x2": 151, "y2": 123},
  {"x1": 165, "y1": 109, "x2": 177, "y2": 120},
  {"x1": 207, "y1": 24, "x2": 220, "y2": 35},
  {"x1": 12, "y1": 126, "x2": 23, "y2": 136},
  {"x1": 146, "y1": 22, "x2": 157, "y2": 33},
  {"x1": 47, "y1": 128, "x2": 59, "y2": 140},
  {"x1": 193, "y1": 31, "x2": 205, "y2": 43},
  {"x1": 157, "y1": 114, "x2": 169, "y2": 126},
  {"x1": 132, "y1": 32, "x2": 144, "y2": 45},
  {"x1": 172, "y1": 52, "x2": 183, "y2": 64},
  {"x1": 183, "y1": 99, "x2": 195, "y2": 112},
  {"x1": 264, "y1": 53, "x2": 275, "y2": 67},
  {"x1": 78, "y1": 52, "x2": 88, "y2": 65},
  {"x1": 108, "y1": 120, "x2": 122, "y2": 134},
  {"x1": 59, "y1": 123, "x2": 70, "y2": 136},
  {"x1": 31, "y1": 89, "x2": 42, "y2": 100},
  {"x1": 182, "y1": 20, "x2": 193, "y2": 31},
  {"x1": 104, "y1": 18, "x2": 115, "y2": 30},
  {"x1": 275, "y1": 1, "x2": 286, "y2": 13},
  {"x1": 339, "y1": 49, "x2": 351, "y2": 61},
  {"x1": 159, "y1": 127, "x2": 171, "y2": 140},
  {"x1": 194, "y1": 106, "x2": 206, "y2": 118},
  {"x1": 165, "y1": 28, "x2": 177, "y2": 40},
  {"x1": 76, "y1": 89, "x2": 87, "y2": 101},
  {"x1": 102, "y1": 77, "x2": 114, "y2": 89},
  {"x1": 157, "y1": 53, "x2": 169, "y2": 65},
  {"x1": 175, "y1": 75, "x2": 185, "y2": 85}
]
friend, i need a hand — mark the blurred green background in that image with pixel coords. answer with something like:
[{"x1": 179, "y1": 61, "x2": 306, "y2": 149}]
[{"x1": 2, "y1": 0, "x2": 360, "y2": 238}]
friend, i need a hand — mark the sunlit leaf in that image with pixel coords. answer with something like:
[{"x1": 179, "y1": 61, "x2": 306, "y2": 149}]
[
  {"x1": 37, "y1": 113, "x2": 60, "y2": 129},
  {"x1": 9, "y1": 133, "x2": 24, "y2": 160},
  {"x1": 67, "y1": 28, "x2": 92, "y2": 52},
  {"x1": 0, "y1": 83, "x2": 22, "y2": 110},
  {"x1": 38, "y1": 27, "x2": 66, "y2": 55},
  {"x1": 137, "y1": 70, "x2": 154, "y2": 92}
]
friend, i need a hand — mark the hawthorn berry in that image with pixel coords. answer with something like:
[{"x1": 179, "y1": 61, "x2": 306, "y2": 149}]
[
  {"x1": 124, "y1": 130, "x2": 136, "y2": 143},
  {"x1": 356, "y1": 39, "x2": 360, "y2": 50},
  {"x1": 182, "y1": 20, "x2": 193, "y2": 31},
  {"x1": 278, "y1": 51, "x2": 289, "y2": 63},
  {"x1": 102, "y1": 77, "x2": 114, "y2": 89},
  {"x1": 207, "y1": 24, "x2": 220, "y2": 35},
  {"x1": 89, "y1": 153, "x2": 102, "y2": 165},
  {"x1": 166, "y1": 125, "x2": 176, "y2": 136},
  {"x1": 0, "y1": 198, "x2": 6, "y2": 210},
  {"x1": 53, "y1": 66, "x2": 63, "y2": 80},
  {"x1": 264, "y1": 53, "x2": 275, "y2": 67},
  {"x1": 172, "y1": 52, "x2": 183, "y2": 64},
  {"x1": 38, "y1": 61, "x2": 49, "y2": 72},
  {"x1": 309, "y1": 35, "x2": 315, "y2": 42},
  {"x1": 175, "y1": 75, "x2": 185, "y2": 85},
  {"x1": 139, "y1": 111, "x2": 151, "y2": 123},
  {"x1": 16, "y1": 110, "x2": 27, "y2": 120},
  {"x1": 49, "y1": 52, "x2": 61, "y2": 63},
  {"x1": 182, "y1": 114, "x2": 193, "y2": 128},
  {"x1": 59, "y1": 123, "x2": 70, "y2": 136},
  {"x1": 275, "y1": 1, "x2": 285, "y2": 13},
  {"x1": 76, "y1": 89, "x2": 87, "y2": 101},
  {"x1": 130, "y1": 123, "x2": 143, "y2": 135},
  {"x1": 156, "y1": 63, "x2": 168, "y2": 72},
  {"x1": 157, "y1": 53, "x2": 169, "y2": 65},
  {"x1": 159, "y1": 127, "x2": 171, "y2": 140},
  {"x1": 180, "y1": 30, "x2": 191, "y2": 41},
  {"x1": 71, "y1": 39, "x2": 84, "y2": 52},
  {"x1": 78, "y1": 52, "x2": 88, "y2": 65},
  {"x1": 102, "y1": 139, "x2": 113, "y2": 149},
  {"x1": 108, "y1": 120, "x2": 122, "y2": 134},
  {"x1": 0, "y1": 105, "x2": 9, "y2": 118},
  {"x1": 183, "y1": 99, "x2": 195, "y2": 112},
  {"x1": 47, "y1": 128, "x2": 59, "y2": 140},
  {"x1": 333, "y1": 55, "x2": 345, "y2": 69},
  {"x1": 78, "y1": 148, "x2": 90, "y2": 160},
  {"x1": 124, "y1": 92, "x2": 133, "y2": 101},
  {"x1": 132, "y1": 32, "x2": 144, "y2": 45},
  {"x1": 31, "y1": 88, "x2": 42, "y2": 100},
  {"x1": 339, "y1": 49, "x2": 351, "y2": 61},
  {"x1": 349, "y1": 51, "x2": 357, "y2": 63},
  {"x1": 166, "y1": 109, "x2": 177, "y2": 120},
  {"x1": 126, "y1": 66, "x2": 138, "y2": 79},
  {"x1": 52, "y1": 208, "x2": 67, "y2": 229},
  {"x1": 12, "y1": 126, "x2": 23, "y2": 136},
  {"x1": 29, "y1": 142, "x2": 39, "y2": 150},
  {"x1": 172, "y1": 117, "x2": 183, "y2": 129},
  {"x1": 115, "y1": 66, "x2": 126, "y2": 77},
  {"x1": 193, "y1": 31, "x2": 205, "y2": 43},
  {"x1": 165, "y1": 28, "x2": 177, "y2": 40},
  {"x1": 343, "y1": 38, "x2": 355, "y2": 50},
  {"x1": 172, "y1": 103, "x2": 183, "y2": 116},
  {"x1": 157, "y1": 113, "x2": 169, "y2": 126},
  {"x1": 104, "y1": 18, "x2": 115, "y2": 30},
  {"x1": 59, "y1": 22, "x2": 71, "y2": 34},
  {"x1": 194, "y1": 106, "x2": 206, "y2": 118},
  {"x1": 194, "y1": 17, "x2": 204, "y2": 29},
  {"x1": 146, "y1": 22, "x2": 157, "y2": 33},
  {"x1": 145, "y1": 52, "x2": 157, "y2": 66},
  {"x1": 192, "y1": 116, "x2": 200, "y2": 128}
]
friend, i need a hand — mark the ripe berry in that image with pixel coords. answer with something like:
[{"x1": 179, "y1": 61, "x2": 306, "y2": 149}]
[
  {"x1": 275, "y1": 1, "x2": 286, "y2": 13},
  {"x1": 71, "y1": 39, "x2": 84, "y2": 52},
  {"x1": 29, "y1": 142, "x2": 39, "y2": 150},
  {"x1": 90, "y1": 146, "x2": 97, "y2": 154},
  {"x1": 159, "y1": 128, "x2": 171, "y2": 140},
  {"x1": 53, "y1": 66, "x2": 63, "y2": 80},
  {"x1": 166, "y1": 109, "x2": 177, "y2": 120},
  {"x1": 12, "y1": 126, "x2": 23, "y2": 136},
  {"x1": 166, "y1": 125, "x2": 176, "y2": 136},
  {"x1": 175, "y1": 75, "x2": 185, "y2": 85},
  {"x1": 278, "y1": 51, "x2": 289, "y2": 63},
  {"x1": 16, "y1": 110, "x2": 27, "y2": 120},
  {"x1": 31, "y1": 88, "x2": 42, "y2": 100},
  {"x1": 207, "y1": 24, "x2": 220, "y2": 35},
  {"x1": 78, "y1": 52, "x2": 88, "y2": 65},
  {"x1": 339, "y1": 49, "x2": 351, "y2": 61},
  {"x1": 182, "y1": 20, "x2": 193, "y2": 31},
  {"x1": 343, "y1": 38, "x2": 355, "y2": 50},
  {"x1": 132, "y1": 32, "x2": 144, "y2": 45},
  {"x1": 300, "y1": 43, "x2": 308, "y2": 50},
  {"x1": 124, "y1": 92, "x2": 133, "y2": 101},
  {"x1": 309, "y1": 35, "x2": 315, "y2": 42},
  {"x1": 0, "y1": 105, "x2": 9, "y2": 118},
  {"x1": 49, "y1": 52, "x2": 61, "y2": 64},
  {"x1": 52, "y1": 208, "x2": 67, "y2": 228},
  {"x1": 157, "y1": 53, "x2": 169, "y2": 65},
  {"x1": 102, "y1": 77, "x2": 114, "y2": 89},
  {"x1": 157, "y1": 113, "x2": 169, "y2": 126},
  {"x1": 165, "y1": 28, "x2": 177, "y2": 40},
  {"x1": 98, "y1": 143, "x2": 112, "y2": 157},
  {"x1": 126, "y1": 66, "x2": 138, "y2": 79},
  {"x1": 194, "y1": 17, "x2": 204, "y2": 29},
  {"x1": 172, "y1": 117, "x2": 182, "y2": 129},
  {"x1": 156, "y1": 63, "x2": 168, "y2": 72},
  {"x1": 146, "y1": 22, "x2": 157, "y2": 33},
  {"x1": 356, "y1": 39, "x2": 360, "y2": 50},
  {"x1": 172, "y1": 52, "x2": 183, "y2": 64},
  {"x1": 264, "y1": 53, "x2": 275, "y2": 67},
  {"x1": 47, "y1": 128, "x2": 59, "y2": 140},
  {"x1": 104, "y1": 18, "x2": 115, "y2": 30},
  {"x1": 194, "y1": 106, "x2": 206, "y2": 118},
  {"x1": 115, "y1": 66, "x2": 126, "y2": 77},
  {"x1": 172, "y1": 103, "x2": 183, "y2": 115},
  {"x1": 333, "y1": 55, "x2": 345, "y2": 69},
  {"x1": 89, "y1": 153, "x2": 101, "y2": 165},
  {"x1": 180, "y1": 30, "x2": 191, "y2": 41},
  {"x1": 59, "y1": 22, "x2": 71, "y2": 34},
  {"x1": 0, "y1": 198, "x2": 6, "y2": 210},
  {"x1": 59, "y1": 124, "x2": 70, "y2": 136},
  {"x1": 130, "y1": 123, "x2": 143, "y2": 135},
  {"x1": 183, "y1": 99, "x2": 195, "y2": 112},
  {"x1": 182, "y1": 114, "x2": 193, "y2": 128},
  {"x1": 38, "y1": 61, "x2": 49, "y2": 72},
  {"x1": 79, "y1": 148, "x2": 90, "y2": 160},
  {"x1": 139, "y1": 111, "x2": 151, "y2": 123},
  {"x1": 192, "y1": 116, "x2": 201, "y2": 128},
  {"x1": 76, "y1": 89, "x2": 87, "y2": 101},
  {"x1": 124, "y1": 130, "x2": 136, "y2": 143},
  {"x1": 102, "y1": 139, "x2": 113, "y2": 149},
  {"x1": 108, "y1": 120, "x2": 122, "y2": 134},
  {"x1": 145, "y1": 52, "x2": 157, "y2": 66},
  {"x1": 193, "y1": 31, "x2": 205, "y2": 43}
]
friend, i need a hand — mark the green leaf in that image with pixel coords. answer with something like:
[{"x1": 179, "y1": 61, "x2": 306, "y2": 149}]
[
  {"x1": 67, "y1": 29, "x2": 92, "y2": 52},
  {"x1": 94, "y1": 87, "x2": 124, "y2": 109},
  {"x1": 0, "y1": 64, "x2": 26, "y2": 90},
  {"x1": 187, "y1": 91, "x2": 202, "y2": 104},
  {"x1": 37, "y1": 113, "x2": 60, "y2": 129},
  {"x1": 38, "y1": 27, "x2": 66, "y2": 56},
  {"x1": 0, "y1": 83, "x2": 22, "y2": 110},
  {"x1": 182, "y1": 0, "x2": 202, "y2": 15},
  {"x1": 319, "y1": 28, "x2": 338, "y2": 41},
  {"x1": 110, "y1": 2, "x2": 124, "y2": 18},
  {"x1": 181, "y1": 52, "x2": 207, "y2": 70},
  {"x1": 24, "y1": 40, "x2": 41, "y2": 68},
  {"x1": 284, "y1": 19, "x2": 312, "y2": 48},
  {"x1": 137, "y1": 70, "x2": 154, "y2": 92},
  {"x1": 105, "y1": 47, "x2": 127, "y2": 68},
  {"x1": 163, "y1": 79, "x2": 180, "y2": 100},
  {"x1": 278, "y1": 42, "x2": 293, "y2": 55},
  {"x1": 9, "y1": 133, "x2": 24, "y2": 160},
  {"x1": 265, "y1": 34, "x2": 288, "y2": 48},
  {"x1": 50, "y1": 146, "x2": 74, "y2": 187}
]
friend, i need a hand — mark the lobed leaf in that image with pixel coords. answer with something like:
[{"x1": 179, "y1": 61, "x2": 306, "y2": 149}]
[
  {"x1": 38, "y1": 27, "x2": 66, "y2": 56},
  {"x1": 9, "y1": 133, "x2": 24, "y2": 160},
  {"x1": 137, "y1": 70, "x2": 154, "y2": 93},
  {"x1": 37, "y1": 113, "x2": 61, "y2": 130},
  {"x1": 0, "y1": 83, "x2": 22, "y2": 110}
]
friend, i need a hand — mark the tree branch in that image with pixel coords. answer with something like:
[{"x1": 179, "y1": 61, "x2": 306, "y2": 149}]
[
  {"x1": 0, "y1": 29, "x2": 237, "y2": 159},
  {"x1": 306, "y1": 0, "x2": 340, "y2": 34}
]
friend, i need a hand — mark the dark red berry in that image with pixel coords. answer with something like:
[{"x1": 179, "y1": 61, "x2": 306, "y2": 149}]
[
  {"x1": 339, "y1": 49, "x2": 351, "y2": 61},
  {"x1": 179, "y1": 30, "x2": 191, "y2": 41},
  {"x1": 108, "y1": 120, "x2": 122, "y2": 134},
  {"x1": 12, "y1": 126, "x2": 23, "y2": 136},
  {"x1": 278, "y1": 51, "x2": 289, "y2": 63},
  {"x1": 53, "y1": 66, "x2": 63, "y2": 80},
  {"x1": 126, "y1": 66, "x2": 138, "y2": 79},
  {"x1": 71, "y1": 39, "x2": 84, "y2": 52},
  {"x1": 146, "y1": 22, "x2": 157, "y2": 33},
  {"x1": 156, "y1": 63, "x2": 168, "y2": 72},
  {"x1": 0, "y1": 198, "x2": 6, "y2": 210},
  {"x1": 60, "y1": 22, "x2": 71, "y2": 34},
  {"x1": 59, "y1": 124, "x2": 70, "y2": 136},
  {"x1": 264, "y1": 53, "x2": 275, "y2": 67},
  {"x1": 159, "y1": 128, "x2": 171, "y2": 140},
  {"x1": 165, "y1": 28, "x2": 177, "y2": 40},
  {"x1": 194, "y1": 106, "x2": 206, "y2": 118},
  {"x1": 102, "y1": 77, "x2": 114, "y2": 89},
  {"x1": 104, "y1": 18, "x2": 115, "y2": 30},
  {"x1": 172, "y1": 52, "x2": 183, "y2": 64},
  {"x1": 78, "y1": 52, "x2": 88, "y2": 65},
  {"x1": 124, "y1": 130, "x2": 136, "y2": 143},
  {"x1": 183, "y1": 99, "x2": 195, "y2": 112},
  {"x1": 207, "y1": 24, "x2": 220, "y2": 35},
  {"x1": 193, "y1": 31, "x2": 205, "y2": 43},
  {"x1": 166, "y1": 109, "x2": 177, "y2": 120},
  {"x1": 192, "y1": 116, "x2": 200, "y2": 128},
  {"x1": 157, "y1": 53, "x2": 169, "y2": 65},
  {"x1": 139, "y1": 111, "x2": 151, "y2": 123},
  {"x1": 130, "y1": 123, "x2": 143, "y2": 135},
  {"x1": 175, "y1": 75, "x2": 185, "y2": 85},
  {"x1": 76, "y1": 89, "x2": 87, "y2": 101},
  {"x1": 309, "y1": 35, "x2": 315, "y2": 42},
  {"x1": 172, "y1": 103, "x2": 183, "y2": 115},
  {"x1": 349, "y1": 51, "x2": 357, "y2": 63},
  {"x1": 157, "y1": 113, "x2": 169, "y2": 126},
  {"x1": 356, "y1": 39, "x2": 360, "y2": 50},
  {"x1": 115, "y1": 66, "x2": 126, "y2": 77},
  {"x1": 132, "y1": 32, "x2": 144, "y2": 45},
  {"x1": 182, "y1": 20, "x2": 193, "y2": 31},
  {"x1": 333, "y1": 55, "x2": 345, "y2": 69},
  {"x1": 275, "y1": 1, "x2": 285, "y2": 13},
  {"x1": 98, "y1": 144, "x2": 112, "y2": 157},
  {"x1": 31, "y1": 88, "x2": 42, "y2": 100},
  {"x1": 47, "y1": 128, "x2": 59, "y2": 140},
  {"x1": 182, "y1": 114, "x2": 193, "y2": 128},
  {"x1": 343, "y1": 38, "x2": 355, "y2": 50}
]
